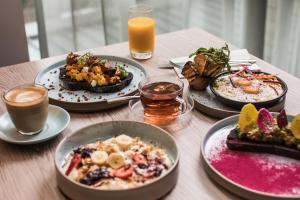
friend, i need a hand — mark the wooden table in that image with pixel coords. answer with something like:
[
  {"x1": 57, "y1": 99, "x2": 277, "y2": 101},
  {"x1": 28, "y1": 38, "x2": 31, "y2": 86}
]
[{"x1": 1, "y1": 28, "x2": 300, "y2": 200}]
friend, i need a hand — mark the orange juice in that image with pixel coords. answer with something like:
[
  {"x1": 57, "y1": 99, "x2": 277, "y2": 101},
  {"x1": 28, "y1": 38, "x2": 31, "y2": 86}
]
[{"x1": 128, "y1": 17, "x2": 155, "y2": 56}]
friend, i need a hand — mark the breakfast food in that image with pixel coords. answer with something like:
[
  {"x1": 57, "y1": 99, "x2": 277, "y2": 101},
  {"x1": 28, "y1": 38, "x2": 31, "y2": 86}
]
[
  {"x1": 59, "y1": 52, "x2": 133, "y2": 93},
  {"x1": 227, "y1": 104, "x2": 300, "y2": 160},
  {"x1": 63, "y1": 134, "x2": 173, "y2": 189},
  {"x1": 181, "y1": 44, "x2": 230, "y2": 90},
  {"x1": 211, "y1": 68, "x2": 285, "y2": 103}
]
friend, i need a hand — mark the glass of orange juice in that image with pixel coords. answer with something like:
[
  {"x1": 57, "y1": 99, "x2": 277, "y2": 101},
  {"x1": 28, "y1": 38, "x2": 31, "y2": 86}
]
[{"x1": 128, "y1": 4, "x2": 155, "y2": 60}]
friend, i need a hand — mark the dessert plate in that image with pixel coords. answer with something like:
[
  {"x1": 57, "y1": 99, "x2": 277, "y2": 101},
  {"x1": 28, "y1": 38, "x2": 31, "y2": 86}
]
[
  {"x1": 0, "y1": 105, "x2": 70, "y2": 145},
  {"x1": 201, "y1": 115, "x2": 300, "y2": 200},
  {"x1": 35, "y1": 55, "x2": 147, "y2": 112}
]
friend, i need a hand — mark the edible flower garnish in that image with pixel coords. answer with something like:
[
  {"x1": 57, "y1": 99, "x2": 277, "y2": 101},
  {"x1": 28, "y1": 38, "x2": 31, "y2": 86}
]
[
  {"x1": 257, "y1": 108, "x2": 274, "y2": 134},
  {"x1": 238, "y1": 103, "x2": 258, "y2": 132},
  {"x1": 235, "y1": 104, "x2": 300, "y2": 151},
  {"x1": 277, "y1": 109, "x2": 288, "y2": 129}
]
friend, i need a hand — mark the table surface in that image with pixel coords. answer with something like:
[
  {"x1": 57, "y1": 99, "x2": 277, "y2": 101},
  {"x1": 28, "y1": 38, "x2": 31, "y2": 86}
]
[{"x1": 1, "y1": 28, "x2": 300, "y2": 200}]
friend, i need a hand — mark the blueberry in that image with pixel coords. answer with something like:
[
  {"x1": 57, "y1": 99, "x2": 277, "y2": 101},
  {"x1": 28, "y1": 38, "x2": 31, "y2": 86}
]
[
  {"x1": 80, "y1": 168, "x2": 110, "y2": 185},
  {"x1": 73, "y1": 148, "x2": 94, "y2": 158},
  {"x1": 138, "y1": 163, "x2": 148, "y2": 169},
  {"x1": 154, "y1": 168, "x2": 162, "y2": 177}
]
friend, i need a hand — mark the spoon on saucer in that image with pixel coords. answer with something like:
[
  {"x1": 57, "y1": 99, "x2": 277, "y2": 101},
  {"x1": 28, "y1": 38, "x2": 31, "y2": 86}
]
[{"x1": 106, "y1": 95, "x2": 140, "y2": 104}]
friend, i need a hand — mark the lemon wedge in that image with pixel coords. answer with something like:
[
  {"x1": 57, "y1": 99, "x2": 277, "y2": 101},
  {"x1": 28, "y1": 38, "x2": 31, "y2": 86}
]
[
  {"x1": 238, "y1": 103, "x2": 258, "y2": 132},
  {"x1": 291, "y1": 114, "x2": 300, "y2": 139}
]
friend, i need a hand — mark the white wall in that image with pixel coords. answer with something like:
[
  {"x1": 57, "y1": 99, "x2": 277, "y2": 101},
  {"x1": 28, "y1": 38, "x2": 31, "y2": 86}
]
[{"x1": 0, "y1": 0, "x2": 29, "y2": 67}]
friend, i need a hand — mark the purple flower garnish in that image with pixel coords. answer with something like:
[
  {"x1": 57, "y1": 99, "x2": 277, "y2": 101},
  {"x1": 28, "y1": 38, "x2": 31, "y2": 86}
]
[
  {"x1": 277, "y1": 109, "x2": 288, "y2": 128},
  {"x1": 257, "y1": 108, "x2": 274, "y2": 134}
]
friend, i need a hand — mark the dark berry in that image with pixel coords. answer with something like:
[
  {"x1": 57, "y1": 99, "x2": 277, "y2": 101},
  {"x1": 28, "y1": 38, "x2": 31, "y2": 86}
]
[
  {"x1": 79, "y1": 168, "x2": 110, "y2": 185},
  {"x1": 73, "y1": 148, "x2": 94, "y2": 158},
  {"x1": 138, "y1": 163, "x2": 148, "y2": 169},
  {"x1": 154, "y1": 168, "x2": 163, "y2": 177}
]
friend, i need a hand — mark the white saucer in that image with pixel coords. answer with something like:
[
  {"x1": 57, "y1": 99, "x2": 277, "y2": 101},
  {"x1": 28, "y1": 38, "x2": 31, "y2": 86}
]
[{"x1": 0, "y1": 105, "x2": 70, "y2": 145}]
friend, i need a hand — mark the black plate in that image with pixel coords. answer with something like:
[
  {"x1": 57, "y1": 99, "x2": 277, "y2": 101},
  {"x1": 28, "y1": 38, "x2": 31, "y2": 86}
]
[{"x1": 209, "y1": 71, "x2": 288, "y2": 109}]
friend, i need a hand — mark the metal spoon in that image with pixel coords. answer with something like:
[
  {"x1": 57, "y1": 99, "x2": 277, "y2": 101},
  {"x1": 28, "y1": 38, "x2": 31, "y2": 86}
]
[{"x1": 106, "y1": 95, "x2": 140, "y2": 104}]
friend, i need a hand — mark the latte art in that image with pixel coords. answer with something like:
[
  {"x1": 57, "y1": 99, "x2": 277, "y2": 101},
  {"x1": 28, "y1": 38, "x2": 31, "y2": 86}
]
[{"x1": 6, "y1": 88, "x2": 44, "y2": 102}]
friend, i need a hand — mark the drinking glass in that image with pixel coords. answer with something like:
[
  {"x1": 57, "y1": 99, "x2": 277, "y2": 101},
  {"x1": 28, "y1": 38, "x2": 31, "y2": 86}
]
[
  {"x1": 128, "y1": 4, "x2": 155, "y2": 60},
  {"x1": 138, "y1": 76, "x2": 186, "y2": 125},
  {"x1": 3, "y1": 84, "x2": 48, "y2": 135}
]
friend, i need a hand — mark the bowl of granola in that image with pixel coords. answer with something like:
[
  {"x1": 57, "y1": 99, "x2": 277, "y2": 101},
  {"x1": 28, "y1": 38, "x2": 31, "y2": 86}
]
[{"x1": 55, "y1": 121, "x2": 179, "y2": 200}]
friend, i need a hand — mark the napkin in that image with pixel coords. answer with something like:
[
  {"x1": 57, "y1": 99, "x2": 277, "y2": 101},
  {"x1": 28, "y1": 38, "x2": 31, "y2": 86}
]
[
  {"x1": 169, "y1": 49, "x2": 260, "y2": 71},
  {"x1": 230, "y1": 49, "x2": 251, "y2": 60}
]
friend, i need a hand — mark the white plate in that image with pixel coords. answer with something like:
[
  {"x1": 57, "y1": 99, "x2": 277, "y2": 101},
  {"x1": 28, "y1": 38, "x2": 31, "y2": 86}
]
[{"x1": 35, "y1": 55, "x2": 147, "y2": 112}]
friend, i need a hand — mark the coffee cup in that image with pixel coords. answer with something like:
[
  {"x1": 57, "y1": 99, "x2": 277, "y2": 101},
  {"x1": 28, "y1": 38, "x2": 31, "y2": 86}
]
[{"x1": 3, "y1": 84, "x2": 49, "y2": 135}]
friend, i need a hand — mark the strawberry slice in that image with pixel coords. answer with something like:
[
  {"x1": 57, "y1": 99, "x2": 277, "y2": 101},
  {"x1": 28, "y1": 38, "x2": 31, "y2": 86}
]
[
  {"x1": 114, "y1": 165, "x2": 134, "y2": 179},
  {"x1": 257, "y1": 108, "x2": 274, "y2": 134},
  {"x1": 65, "y1": 153, "x2": 81, "y2": 176},
  {"x1": 277, "y1": 109, "x2": 288, "y2": 128},
  {"x1": 133, "y1": 154, "x2": 147, "y2": 165}
]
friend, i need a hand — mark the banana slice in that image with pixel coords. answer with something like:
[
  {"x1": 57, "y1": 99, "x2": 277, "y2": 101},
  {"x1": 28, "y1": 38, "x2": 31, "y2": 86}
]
[
  {"x1": 107, "y1": 153, "x2": 125, "y2": 169},
  {"x1": 115, "y1": 134, "x2": 133, "y2": 149},
  {"x1": 91, "y1": 151, "x2": 108, "y2": 165},
  {"x1": 68, "y1": 168, "x2": 79, "y2": 181}
]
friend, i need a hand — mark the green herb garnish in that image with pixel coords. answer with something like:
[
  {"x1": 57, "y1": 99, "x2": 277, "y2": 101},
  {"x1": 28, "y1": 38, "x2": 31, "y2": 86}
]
[
  {"x1": 189, "y1": 43, "x2": 231, "y2": 71},
  {"x1": 117, "y1": 66, "x2": 128, "y2": 78},
  {"x1": 77, "y1": 52, "x2": 92, "y2": 65}
]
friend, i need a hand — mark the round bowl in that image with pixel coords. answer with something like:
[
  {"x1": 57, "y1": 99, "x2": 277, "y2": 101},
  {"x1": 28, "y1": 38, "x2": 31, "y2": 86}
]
[
  {"x1": 209, "y1": 71, "x2": 288, "y2": 109},
  {"x1": 55, "y1": 121, "x2": 179, "y2": 200}
]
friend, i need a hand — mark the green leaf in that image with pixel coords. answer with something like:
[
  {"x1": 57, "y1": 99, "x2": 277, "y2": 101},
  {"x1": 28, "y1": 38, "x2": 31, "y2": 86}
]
[
  {"x1": 117, "y1": 66, "x2": 128, "y2": 78},
  {"x1": 189, "y1": 43, "x2": 231, "y2": 72}
]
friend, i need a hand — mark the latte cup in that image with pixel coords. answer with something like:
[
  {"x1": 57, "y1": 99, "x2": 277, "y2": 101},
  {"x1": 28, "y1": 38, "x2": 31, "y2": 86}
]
[{"x1": 3, "y1": 84, "x2": 49, "y2": 135}]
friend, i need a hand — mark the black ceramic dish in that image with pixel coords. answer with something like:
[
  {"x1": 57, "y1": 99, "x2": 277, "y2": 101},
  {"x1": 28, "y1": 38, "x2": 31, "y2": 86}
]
[
  {"x1": 59, "y1": 68, "x2": 133, "y2": 93},
  {"x1": 209, "y1": 71, "x2": 288, "y2": 110}
]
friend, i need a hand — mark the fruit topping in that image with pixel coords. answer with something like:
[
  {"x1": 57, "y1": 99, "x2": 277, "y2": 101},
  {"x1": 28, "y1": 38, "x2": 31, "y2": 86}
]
[
  {"x1": 65, "y1": 153, "x2": 82, "y2": 176},
  {"x1": 73, "y1": 148, "x2": 94, "y2": 158},
  {"x1": 79, "y1": 168, "x2": 111, "y2": 185},
  {"x1": 133, "y1": 154, "x2": 148, "y2": 165},
  {"x1": 277, "y1": 109, "x2": 288, "y2": 128},
  {"x1": 107, "y1": 153, "x2": 125, "y2": 169},
  {"x1": 90, "y1": 151, "x2": 108, "y2": 165},
  {"x1": 114, "y1": 165, "x2": 134, "y2": 179},
  {"x1": 238, "y1": 103, "x2": 258, "y2": 132},
  {"x1": 291, "y1": 114, "x2": 300, "y2": 139},
  {"x1": 257, "y1": 108, "x2": 274, "y2": 134},
  {"x1": 115, "y1": 134, "x2": 133, "y2": 149}
]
